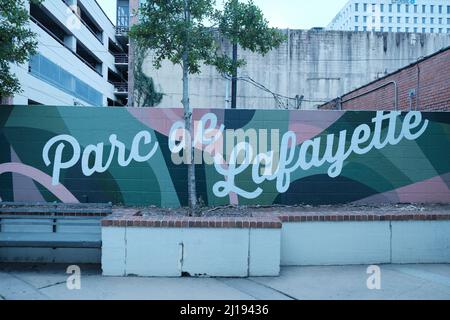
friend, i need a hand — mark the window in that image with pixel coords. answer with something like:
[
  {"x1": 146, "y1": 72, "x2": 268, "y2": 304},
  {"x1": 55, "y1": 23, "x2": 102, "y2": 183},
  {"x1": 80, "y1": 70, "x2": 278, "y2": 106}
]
[
  {"x1": 363, "y1": 26, "x2": 367, "y2": 31},
  {"x1": 355, "y1": 15, "x2": 359, "y2": 22},
  {"x1": 414, "y1": 5, "x2": 418, "y2": 13},
  {"x1": 422, "y1": 17, "x2": 426, "y2": 24},
  {"x1": 372, "y1": 16, "x2": 375, "y2": 23},
  {"x1": 422, "y1": 27, "x2": 426, "y2": 33},
  {"x1": 380, "y1": 16, "x2": 384, "y2": 23},
  {"x1": 430, "y1": 28, "x2": 434, "y2": 33},
  {"x1": 117, "y1": 5, "x2": 130, "y2": 30},
  {"x1": 355, "y1": 3, "x2": 359, "y2": 12},
  {"x1": 363, "y1": 16, "x2": 367, "y2": 23},
  {"x1": 405, "y1": 4, "x2": 409, "y2": 13},
  {"x1": 380, "y1": 27, "x2": 384, "y2": 32},
  {"x1": 380, "y1": 4, "x2": 384, "y2": 12},
  {"x1": 448, "y1": 6, "x2": 450, "y2": 14},
  {"x1": 414, "y1": 27, "x2": 418, "y2": 33},
  {"x1": 372, "y1": 3, "x2": 375, "y2": 12},
  {"x1": 389, "y1": 16, "x2": 393, "y2": 23},
  {"x1": 448, "y1": 18, "x2": 450, "y2": 25},
  {"x1": 405, "y1": 17, "x2": 409, "y2": 24},
  {"x1": 389, "y1": 27, "x2": 392, "y2": 32},
  {"x1": 372, "y1": 27, "x2": 375, "y2": 31},
  {"x1": 422, "y1": 5, "x2": 426, "y2": 14},
  {"x1": 439, "y1": 18, "x2": 442, "y2": 25},
  {"x1": 363, "y1": 3, "x2": 367, "y2": 12},
  {"x1": 414, "y1": 17, "x2": 418, "y2": 24},
  {"x1": 397, "y1": 4, "x2": 401, "y2": 13},
  {"x1": 29, "y1": 54, "x2": 102, "y2": 106},
  {"x1": 448, "y1": 28, "x2": 450, "y2": 33},
  {"x1": 389, "y1": 4, "x2": 392, "y2": 13},
  {"x1": 397, "y1": 27, "x2": 401, "y2": 32},
  {"x1": 439, "y1": 28, "x2": 443, "y2": 33},
  {"x1": 430, "y1": 5, "x2": 434, "y2": 14},
  {"x1": 397, "y1": 16, "x2": 401, "y2": 23},
  {"x1": 430, "y1": 17, "x2": 434, "y2": 24},
  {"x1": 355, "y1": 26, "x2": 359, "y2": 31},
  {"x1": 405, "y1": 27, "x2": 409, "y2": 33},
  {"x1": 439, "y1": 5, "x2": 442, "y2": 14}
]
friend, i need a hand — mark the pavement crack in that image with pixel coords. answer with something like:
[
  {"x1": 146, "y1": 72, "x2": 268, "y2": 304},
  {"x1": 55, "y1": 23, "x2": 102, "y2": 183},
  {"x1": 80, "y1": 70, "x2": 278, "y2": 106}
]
[
  {"x1": 247, "y1": 278, "x2": 298, "y2": 300},
  {"x1": 38, "y1": 281, "x2": 67, "y2": 290}
]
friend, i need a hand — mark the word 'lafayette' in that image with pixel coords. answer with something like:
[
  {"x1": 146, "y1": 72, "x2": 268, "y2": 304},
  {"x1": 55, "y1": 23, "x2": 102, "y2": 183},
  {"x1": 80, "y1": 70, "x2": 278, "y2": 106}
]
[
  {"x1": 42, "y1": 111, "x2": 428, "y2": 200},
  {"x1": 169, "y1": 111, "x2": 429, "y2": 199}
]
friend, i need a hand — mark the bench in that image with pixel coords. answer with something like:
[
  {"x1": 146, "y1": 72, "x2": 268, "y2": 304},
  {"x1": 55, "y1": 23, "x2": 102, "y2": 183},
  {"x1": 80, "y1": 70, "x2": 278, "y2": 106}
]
[{"x1": 0, "y1": 202, "x2": 112, "y2": 263}]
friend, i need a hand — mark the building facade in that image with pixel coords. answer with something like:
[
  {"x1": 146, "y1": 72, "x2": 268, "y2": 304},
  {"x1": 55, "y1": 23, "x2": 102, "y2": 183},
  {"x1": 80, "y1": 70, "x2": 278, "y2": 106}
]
[
  {"x1": 319, "y1": 45, "x2": 450, "y2": 111},
  {"x1": 327, "y1": 0, "x2": 450, "y2": 34},
  {"x1": 7, "y1": 0, "x2": 130, "y2": 107},
  {"x1": 135, "y1": 30, "x2": 450, "y2": 110}
]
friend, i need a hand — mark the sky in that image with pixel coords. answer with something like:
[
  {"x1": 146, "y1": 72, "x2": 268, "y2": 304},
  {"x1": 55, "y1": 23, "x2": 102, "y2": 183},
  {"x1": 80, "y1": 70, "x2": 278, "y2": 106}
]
[{"x1": 97, "y1": 0, "x2": 349, "y2": 29}]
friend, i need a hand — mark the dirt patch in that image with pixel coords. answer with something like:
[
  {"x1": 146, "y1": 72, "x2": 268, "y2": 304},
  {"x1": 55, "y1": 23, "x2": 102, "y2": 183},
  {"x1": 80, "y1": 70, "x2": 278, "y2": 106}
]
[{"x1": 131, "y1": 203, "x2": 450, "y2": 218}]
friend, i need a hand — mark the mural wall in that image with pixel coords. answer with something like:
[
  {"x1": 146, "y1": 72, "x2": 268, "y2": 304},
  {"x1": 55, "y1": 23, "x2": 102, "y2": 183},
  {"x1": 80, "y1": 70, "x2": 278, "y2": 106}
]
[{"x1": 0, "y1": 106, "x2": 449, "y2": 207}]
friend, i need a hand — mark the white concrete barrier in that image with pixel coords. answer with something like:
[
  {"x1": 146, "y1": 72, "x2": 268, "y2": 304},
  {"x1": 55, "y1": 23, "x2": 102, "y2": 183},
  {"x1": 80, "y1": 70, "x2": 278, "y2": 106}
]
[
  {"x1": 101, "y1": 216, "x2": 282, "y2": 277},
  {"x1": 281, "y1": 221, "x2": 391, "y2": 266}
]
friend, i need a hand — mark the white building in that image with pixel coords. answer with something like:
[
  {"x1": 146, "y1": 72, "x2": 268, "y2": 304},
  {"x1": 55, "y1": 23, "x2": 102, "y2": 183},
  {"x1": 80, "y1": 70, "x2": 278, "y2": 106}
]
[
  {"x1": 8, "y1": 0, "x2": 130, "y2": 107},
  {"x1": 327, "y1": 0, "x2": 450, "y2": 34}
]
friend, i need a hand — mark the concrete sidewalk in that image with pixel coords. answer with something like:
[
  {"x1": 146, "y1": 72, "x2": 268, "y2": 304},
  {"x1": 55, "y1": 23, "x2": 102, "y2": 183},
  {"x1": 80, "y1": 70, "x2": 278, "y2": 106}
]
[{"x1": 0, "y1": 263, "x2": 449, "y2": 300}]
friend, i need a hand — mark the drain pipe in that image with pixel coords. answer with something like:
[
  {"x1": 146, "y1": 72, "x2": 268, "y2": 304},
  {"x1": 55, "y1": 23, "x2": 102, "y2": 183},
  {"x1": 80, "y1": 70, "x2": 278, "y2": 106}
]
[
  {"x1": 416, "y1": 59, "x2": 421, "y2": 111},
  {"x1": 340, "y1": 81, "x2": 399, "y2": 111}
]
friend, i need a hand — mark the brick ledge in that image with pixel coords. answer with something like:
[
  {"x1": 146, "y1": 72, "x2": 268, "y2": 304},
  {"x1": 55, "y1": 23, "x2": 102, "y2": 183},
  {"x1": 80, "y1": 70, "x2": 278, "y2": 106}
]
[{"x1": 278, "y1": 211, "x2": 450, "y2": 222}]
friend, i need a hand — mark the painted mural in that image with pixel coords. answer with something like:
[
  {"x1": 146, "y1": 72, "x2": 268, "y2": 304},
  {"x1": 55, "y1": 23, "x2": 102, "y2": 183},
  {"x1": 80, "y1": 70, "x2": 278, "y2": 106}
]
[{"x1": 0, "y1": 106, "x2": 449, "y2": 207}]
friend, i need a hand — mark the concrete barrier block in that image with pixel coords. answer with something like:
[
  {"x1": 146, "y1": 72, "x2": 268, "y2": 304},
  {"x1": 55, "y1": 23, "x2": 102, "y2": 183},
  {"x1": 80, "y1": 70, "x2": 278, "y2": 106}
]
[
  {"x1": 125, "y1": 228, "x2": 182, "y2": 277},
  {"x1": 281, "y1": 222, "x2": 391, "y2": 266},
  {"x1": 101, "y1": 227, "x2": 126, "y2": 276},
  {"x1": 249, "y1": 228, "x2": 281, "y2": 276},
  {"x1": 181, "y1": 229, "x2": 249, "y2": 277},
  {"x1": 391, "y1": 221, "x2": 450, "y2": 264}
]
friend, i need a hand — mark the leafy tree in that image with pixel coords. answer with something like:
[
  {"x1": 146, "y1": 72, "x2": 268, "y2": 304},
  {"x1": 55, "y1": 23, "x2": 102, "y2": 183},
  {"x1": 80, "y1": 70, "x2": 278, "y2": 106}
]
[
  {"x1": 0, "y1": 0, "x2": 41, "y2": 100},
  {"x1": 130, "y1": 0, "x2": 285, "y2": 211},
  {"x1": 134, "y1": 50, "x2": 164, "y2": 107}
]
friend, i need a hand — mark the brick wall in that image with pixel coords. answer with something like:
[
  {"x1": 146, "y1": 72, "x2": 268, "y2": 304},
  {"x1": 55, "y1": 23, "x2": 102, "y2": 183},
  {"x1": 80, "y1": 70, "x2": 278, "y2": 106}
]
[{"x1": 320, "y1": 47, "x2": 450, "y2": 111}]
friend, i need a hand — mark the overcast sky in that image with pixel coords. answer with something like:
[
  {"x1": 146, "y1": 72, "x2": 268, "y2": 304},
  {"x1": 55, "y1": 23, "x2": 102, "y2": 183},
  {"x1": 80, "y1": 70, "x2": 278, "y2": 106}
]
[{"x1": 97, "y1": 0, "x2": 349, "y2": 29}]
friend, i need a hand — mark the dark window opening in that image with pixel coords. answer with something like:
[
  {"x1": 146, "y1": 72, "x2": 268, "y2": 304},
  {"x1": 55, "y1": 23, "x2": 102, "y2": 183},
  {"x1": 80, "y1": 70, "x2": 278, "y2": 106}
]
[
  {"x1": 78, "y1": 2, "x2": 104, "y2": 43},
  {"x1": 76, "y1": 41, "x2": 103, "y2": 76},
  {"x1": 30, "y1": 2, "x2": 69, "y2": 44}
]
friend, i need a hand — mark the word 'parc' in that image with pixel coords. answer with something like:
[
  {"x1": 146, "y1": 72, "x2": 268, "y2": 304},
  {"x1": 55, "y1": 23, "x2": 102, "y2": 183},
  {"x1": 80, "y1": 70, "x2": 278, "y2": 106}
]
[{"x1": 42, "y1": 111, "x2": 428, "y2": 200}]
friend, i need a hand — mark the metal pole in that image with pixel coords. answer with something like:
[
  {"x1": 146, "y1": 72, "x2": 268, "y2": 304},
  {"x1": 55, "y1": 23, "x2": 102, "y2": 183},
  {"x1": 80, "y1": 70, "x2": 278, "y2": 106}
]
[{"x1": 231, "y1": 43, "x2": 238, "y2": 109}]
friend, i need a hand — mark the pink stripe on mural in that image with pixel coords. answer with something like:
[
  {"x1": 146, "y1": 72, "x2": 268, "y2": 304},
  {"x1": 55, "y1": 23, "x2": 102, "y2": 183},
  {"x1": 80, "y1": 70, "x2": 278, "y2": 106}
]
[
  {"x1": 289, "y1": 111, "x2": 345, "y2": 144},
  {"x1": 353, "y1": 174, "x2": 450, "y2": 204},
  {"x1": 0, "y1": 163, "x2": 79, "y2": 203}
]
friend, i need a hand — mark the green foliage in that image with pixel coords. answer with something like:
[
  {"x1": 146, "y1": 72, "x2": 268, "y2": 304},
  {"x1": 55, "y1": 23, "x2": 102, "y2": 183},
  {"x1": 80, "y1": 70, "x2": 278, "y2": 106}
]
[
  {"x1": 134, "y1": 51, "x2": 164, "y2": 107},
  {"x1": 0, "y1": 0, "x2": 41, "y2": 98},
  {"x1": 129, "y1": 0, "x2": 286, "y2": 76}
]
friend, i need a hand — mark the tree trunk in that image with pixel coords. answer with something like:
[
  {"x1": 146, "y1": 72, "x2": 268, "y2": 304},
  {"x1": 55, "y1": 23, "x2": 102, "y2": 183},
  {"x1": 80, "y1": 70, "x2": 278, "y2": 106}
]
[{"x1": 182, "y1": 0, "x2": 197, "y2": 212}]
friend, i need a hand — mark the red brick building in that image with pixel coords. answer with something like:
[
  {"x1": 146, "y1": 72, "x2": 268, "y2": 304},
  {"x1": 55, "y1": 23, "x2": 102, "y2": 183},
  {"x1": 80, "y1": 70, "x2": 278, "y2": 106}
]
[{"x1": 319, "y1": 46, "x2": 450, "y2": 111}]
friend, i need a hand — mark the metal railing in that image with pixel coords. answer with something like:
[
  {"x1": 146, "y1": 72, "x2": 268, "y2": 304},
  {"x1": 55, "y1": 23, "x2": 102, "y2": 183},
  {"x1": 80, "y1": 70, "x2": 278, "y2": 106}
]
[
  {"x1": 111, "y1": 82, "x2": 129, "y2": 94},
  {"x1": 116, "y1": 26, "x2": 129, "y2": 36},
  {"x1": 114, "y1": 54, "x2": 129, "y2": 64},
  {"x1": 30, "y1": 17, "x2": 103, "y2": 77},
  {"x1": 61, "y1": 0, "x2": 104, "y2": 44}
]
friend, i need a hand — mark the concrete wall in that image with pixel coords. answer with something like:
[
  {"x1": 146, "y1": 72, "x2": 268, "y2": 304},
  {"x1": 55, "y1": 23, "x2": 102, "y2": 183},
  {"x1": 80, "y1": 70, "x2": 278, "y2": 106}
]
[
  {"x1": 102, "y1": 227, "x2": 281, "y2": 277},
  {"x1": 281, "y1": 221, "x2": 450, "y2": 266},
  {"x1": 139, "y1": 30, "x2": 450, "y2": 110}
]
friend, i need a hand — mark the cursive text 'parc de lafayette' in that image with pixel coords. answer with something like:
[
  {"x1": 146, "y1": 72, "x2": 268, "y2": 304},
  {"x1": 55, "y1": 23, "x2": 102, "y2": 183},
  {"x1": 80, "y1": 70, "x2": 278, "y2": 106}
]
[{"x1": 42, "y1": 111, "x2": 428, "y2": 200}]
